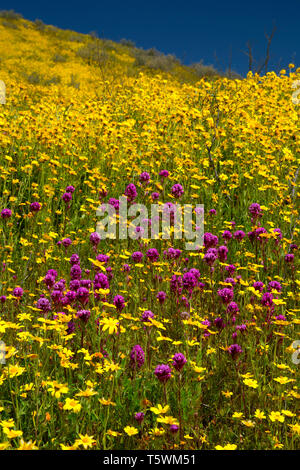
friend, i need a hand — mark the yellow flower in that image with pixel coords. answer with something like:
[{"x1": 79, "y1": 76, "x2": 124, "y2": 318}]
[
  {"x1": 99, "y1": 397, "x2": 116, "y2": 406},
  {"x1": 243, "y1": 378, "x2": 258, "y2": 389},
  {"x1": 0, "y1": 419, "x2": 15, "y2": 428},
  {"x1": 149, "y1": 427, "x2": 165, "y2": 436},
  {"x1": 17, "y1": 439, "x2": 38, "y2": 450},
  {"x1": 3, "y1": 427, "x2": 23, "y2": 438},
  {"x1": 254, "y1": 409, "x2": 266, "y2": 420},
  {"x1": 107, "y1": 430, "x2": 122, "y2": 437},
  {"x1": 5, "y1": 364, "x2": 25, "y2": 378},
  {"x1": 100, "y1": 317, "x2": 119, "y2": 334},
  {"x1": 242, "y1": 420, "x2": 255, "y2": 428},
  {"x1": 124, "y1": 426, "x2": 139, "y2": 436},
  {"x1": 215, "y1": 444, "x2": 237, "y2": 450},
  {"x1": 269, "y1": 411, "x2": 285, "y2": 423},
  {"x1": 273, "y1": 376, "x2": 295, "y2": 385},
  {"x1": 232, "y1": 412, "x2": 244, "y2": 419},
  {"x1": 76, "y1": 388, "x2": 97, "y2": 397},
  {"x1": 75, "y1": 434, "x2": 96, "y2": 449},
  {"x1": 289, "y1": 424, "x2": 300, "y2": 435},
  {"x1": 157, "y1": 416, "x2": 179, "y2": 425},
  {"x1": 63, "y1": 398, "x2": 82, "y2": 413},
  {"x1": 60, "y1": 443, "x2": 79, "y2": 450},
  {"x1": 222, "y1": 390, "x2": 233, "y2": 398},
  {"x1": 47, "y1": 382, "x2": 69, "y2": 398},
  {"x1": 150, "y1": 404, "x2": 169, "y2": 415},
  {"x1": 0, "y1": 442, "x2": 10, "y2": 450},
  {"x1": 281, "y1": 410, "x2": 295, "y2": 417}
]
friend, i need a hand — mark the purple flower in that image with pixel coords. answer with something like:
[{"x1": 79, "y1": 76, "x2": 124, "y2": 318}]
[
  {"x1": 284, "y1": 253, "x2": 294, "y2": 263},
  {"x1": 169, "y1": 424, "x2": 179, "y2": 434},
  {"x1": 124, "y1": 183, "x2": 137, "y2": 202},
  {"x1": 159, "y1": 169, "x2": 169, "y2": 179},
  {"x1": 76, "y1": 287, "x2": 89, "y2": 305},
  {"x1": 222, "y1": 230, "x2": 232, "y2": 242},
  {"x1": 66, "y1": 185, "x2": 75, "y2": 194},
  {"x1": 96, "y1": 254, "x2": 110, "y2": 264},
  {"x1": 224, "y1": 277, "x2": 236, "y2": 287},
  {"x1": 154, "y1": 364, "x2": 172, "y2": 383},
  {"x1": 132, "y1": 251, "x2": 144, "y2": 263},
  {"x1": 249, "y1": 203, "x2": 262, "y2": 219},
  {"x1": 235, "y1": 324, "x2": 247, "y2": 332},
  {"x1": 43, "y1": 273, "x2": 56, "y2": 288},
  {"x1": 225, "y1": 264, "x2": 236, "y2": 276},
  {"x1": 204, "y1": 250, "x2": 217, "y2": 266},
  {"x1": 227, "y1": 302, "x2": 239, "y2": 315},
  {"x1": 130, "y1": 345, "x2": 145, "y2": 369},
  {"x1": 139, "y1": 172, "x2": 150, "y2": 184},
  {"x1": 247, "y1": 231, "x2": 256, "y2": 243},
  {"x1": 255, "y1": 227, "x2": 267, "y2": 241},
  {"x1": 67, "y1": 321, "x2": 76, "y2": 335},
  {"x1": 171, "y1": 184, "x2": 184, "y2": 199},
  {"x1": 113, "y1": 295, "x2": 125, "y2": 311},
  {"x1": 51, "y1": 290, "x2": 63, "y2": 304},
  {"x1": 228, "y1": 343, "x2": 243, "y2": 360},
  {"x1": 80, "y1": 279, "x2": 92, "y2": 289},
  {"x1": 62, "y1": 238, "x2": 72, "y2": 248},
  {"x1": 62, "y1": 192, "x2": 72, "y2": 204},
  {"x1": 170, "y1": 274, "x2": 183, "y2": 294},
  {"x1": 66, "y1": 290, "x2": 77, "y2": 303},
  {"x1": 70, "y1": 264, "x2": 82, "y2": 280},
  {"x1": 204, "y1": 232, "x2": 218, "y2": 249},
  {"x1": 69, "y1": 280, "x2": 80, "y2": 291},
  {"x1": 233, "y1": 230, "x2": 246, "y2": 241},
  {"x1": 90, "y1": 232, "x2": 101, "y2": 246},
  {"x1": 217, "y1": 288, "x2": 234, "y2": 304},
  {"x1": 108, "y1": 198, "x2": 120, "y2": 212},
  {"x1": 151, "y1": 192, "x2": 160, "y2": 201},
  {"x1": 253, "y1": 281, "x2": 264, "y2": 292},
  {"x1": 267, "y1": 281, "x2": 282, "y2": 293},
  {"x1": 30, "y1": 202, "x2": 41, "y2": 212},
  {"x1": 141, "y1": 310, "x2": 154, "y2": 323},
  {"x1": 1, "y1": 208, "x2": 12, "y2": 219},
  {"x1": 172, "y1": 353, "x2": 187, "y2": 371},
  {"x1": 36, "y1": 296, "x2": 51, "y2": 312},
  {"x1": 275, "y1": 315, "x2": 286, "y2": 321},
  {"x1": 94, "y1": 272, "x2": 109, "y2": 290},
  {"x1": 156, "y1": 291, "x2": 167, "y2": 304},
  {"x1": 123, "y1": 263, "x2": 131, "y2": 272},
  {"x1": 70, "y1": 254, "x2": 80, "y2": 265},
  {"x1": 76, "y1": 309, "x2": 91, "y2": 323},
  {"x1": 182, "y1": 272, "x2": 197, "y2": 291},
  {"x1": 218, "y1": 245, "x2": 228, "y2": 262},
  {"x1": 261, "y1": 292, "x2": 274, "y2": 307},
  {"x1": 135, "y1": 412, "x2": 145, "y2": 423},
  {"x1": 13, "y1": 287, "x2": 24, "y2": 298},
  {"x1": 146, "y1": 248, "x2": 159, "y2": 262},
  {"x1": 214, "y1": 317, "x2": 225, "y2": 329}
]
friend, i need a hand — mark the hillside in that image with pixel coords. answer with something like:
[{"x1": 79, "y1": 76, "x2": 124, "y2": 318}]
[{"x1": 0, "y1": 12, "x2": 299, "y2": 451}]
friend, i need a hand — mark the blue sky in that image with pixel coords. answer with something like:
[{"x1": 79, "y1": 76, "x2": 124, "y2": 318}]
[{"x1": 2, "y1": 0, "x2": 299, "y2": 76}]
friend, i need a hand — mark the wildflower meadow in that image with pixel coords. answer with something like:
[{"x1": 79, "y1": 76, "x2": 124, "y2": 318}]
[{"x1": 0, "y1": 14, "x2": 299, "y2": 451}]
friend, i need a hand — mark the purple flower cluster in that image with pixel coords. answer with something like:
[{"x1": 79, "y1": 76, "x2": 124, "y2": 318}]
[{"x1": 130, "y1": 345, "x2": 145, "y2": 369}]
